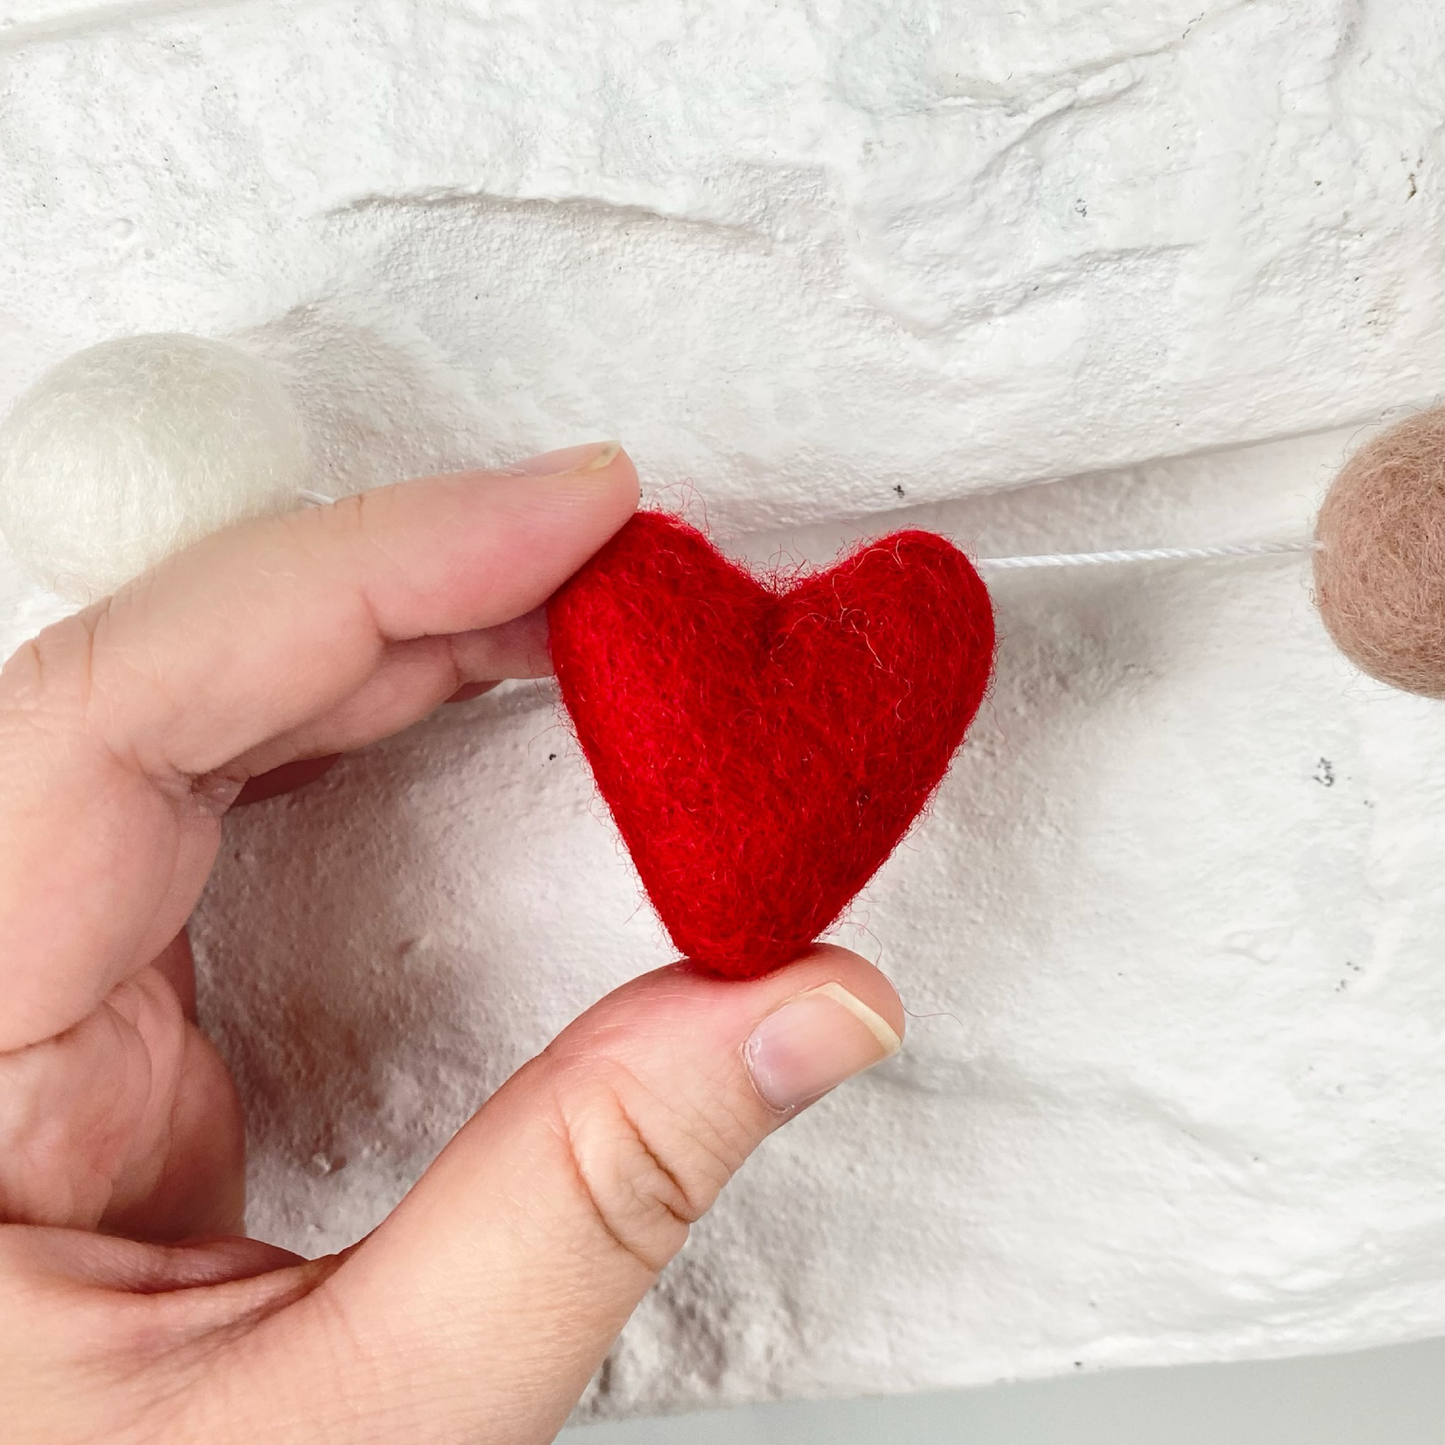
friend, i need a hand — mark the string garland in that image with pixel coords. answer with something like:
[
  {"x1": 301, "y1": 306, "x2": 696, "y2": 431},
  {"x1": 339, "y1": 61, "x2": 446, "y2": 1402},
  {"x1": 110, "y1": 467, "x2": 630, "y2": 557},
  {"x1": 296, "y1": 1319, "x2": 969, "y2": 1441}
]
[
  {"x1": 300, "y1": 488, "x2": 1318, "y2": 576},
  {"x1": 975, "y1": 539, "x2": 1319, "y2": 571}
]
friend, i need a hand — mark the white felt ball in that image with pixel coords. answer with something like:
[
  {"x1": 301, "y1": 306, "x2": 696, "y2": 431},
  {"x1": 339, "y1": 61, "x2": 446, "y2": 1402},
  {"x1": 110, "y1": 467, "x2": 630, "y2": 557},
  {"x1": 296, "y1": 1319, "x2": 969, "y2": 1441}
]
[{"x1": 0, "y1": 332, "x2": 310, "y2": 601}]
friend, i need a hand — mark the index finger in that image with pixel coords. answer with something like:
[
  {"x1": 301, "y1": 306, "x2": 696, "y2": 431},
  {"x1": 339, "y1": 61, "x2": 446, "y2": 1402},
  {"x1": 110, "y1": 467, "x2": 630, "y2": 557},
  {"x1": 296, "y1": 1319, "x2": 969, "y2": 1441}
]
[{"x1": 0, "y1": 444, "x2": 638, "y2": 1051}]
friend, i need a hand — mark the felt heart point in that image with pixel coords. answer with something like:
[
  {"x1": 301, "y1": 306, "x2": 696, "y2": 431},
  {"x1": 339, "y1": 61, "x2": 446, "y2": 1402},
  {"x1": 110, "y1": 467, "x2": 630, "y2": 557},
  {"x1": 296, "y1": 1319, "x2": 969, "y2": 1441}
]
[{"x1": 548, "y1": 511, "x2": 996, "y2": 979}]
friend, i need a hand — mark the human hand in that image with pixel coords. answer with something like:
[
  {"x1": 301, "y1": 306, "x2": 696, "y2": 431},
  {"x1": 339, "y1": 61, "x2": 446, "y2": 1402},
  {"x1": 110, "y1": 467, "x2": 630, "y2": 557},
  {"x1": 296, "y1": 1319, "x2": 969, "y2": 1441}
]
[{"x1": 0, "y1": 442, "x2": 904, "y2": 1443}]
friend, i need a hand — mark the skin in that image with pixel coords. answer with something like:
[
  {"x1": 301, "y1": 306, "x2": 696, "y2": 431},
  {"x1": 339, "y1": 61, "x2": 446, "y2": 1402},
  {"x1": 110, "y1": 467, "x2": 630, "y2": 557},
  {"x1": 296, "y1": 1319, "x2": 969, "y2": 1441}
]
[{"x1": 0, "y1": 445, "x2": 904, "y2": 1444}]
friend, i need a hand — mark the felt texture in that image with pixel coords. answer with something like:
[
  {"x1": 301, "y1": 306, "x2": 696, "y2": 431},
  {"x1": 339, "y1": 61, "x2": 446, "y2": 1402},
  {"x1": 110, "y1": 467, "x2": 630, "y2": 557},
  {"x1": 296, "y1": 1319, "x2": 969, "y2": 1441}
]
[
  {"x1": 547, "y1": 511, "x2": 996, "y2": 978},
  {"x1": 1314, "y1": 406, "x2": 1445, "y2": 697},
  {"x1": 0, "y1": 333, "x2": 309, "y2": 602}
]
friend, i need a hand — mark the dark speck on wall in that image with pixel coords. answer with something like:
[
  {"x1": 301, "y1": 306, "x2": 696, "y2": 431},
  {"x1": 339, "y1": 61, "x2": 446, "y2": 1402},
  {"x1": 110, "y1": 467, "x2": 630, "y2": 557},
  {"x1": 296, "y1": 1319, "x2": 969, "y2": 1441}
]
[
  {"x1": 1314, "y1": 758, "x2": 1335, "y2": 787},
  {"x1": 548, "y1": 753, "x2": 557, "y2": 761},
  {"x1": 893, "y1": 484, "x2": 905, "y2": 498}
]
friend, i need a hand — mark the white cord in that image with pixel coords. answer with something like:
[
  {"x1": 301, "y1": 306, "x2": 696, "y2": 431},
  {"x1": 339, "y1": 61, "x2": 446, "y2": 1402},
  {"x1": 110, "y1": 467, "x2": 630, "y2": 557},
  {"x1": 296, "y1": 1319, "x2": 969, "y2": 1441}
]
[
  {"x1": 976, "y1": 539, "x2": 1319, "y2": 571},
  {"x1": 293, "y1": 488, "x2": 1316, "y2": 573}
]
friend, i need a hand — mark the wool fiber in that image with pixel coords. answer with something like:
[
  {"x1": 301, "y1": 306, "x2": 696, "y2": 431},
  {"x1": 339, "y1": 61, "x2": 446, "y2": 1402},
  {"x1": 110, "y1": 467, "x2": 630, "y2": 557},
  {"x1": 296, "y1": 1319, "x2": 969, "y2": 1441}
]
[
  {"x1": 1315, "y1": 407, "x2": 1445, "y2": 697},
  {"x1": 548, "y1": 511, "x2": 996, "y2": 977},
  {"x1": 0, "y1": 333, "x2": 309, "y2": 602}
]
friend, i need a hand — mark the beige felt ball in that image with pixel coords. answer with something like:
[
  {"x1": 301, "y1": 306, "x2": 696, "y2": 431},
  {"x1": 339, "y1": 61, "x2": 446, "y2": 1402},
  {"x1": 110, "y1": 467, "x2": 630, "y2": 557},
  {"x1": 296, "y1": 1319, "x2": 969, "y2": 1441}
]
[
  {"x1": 0, "y1": 333, "x2": 310, "y2": 602},
  {"x1": 1315, "y1": 406, "x2": 1445, "y2": 697}
]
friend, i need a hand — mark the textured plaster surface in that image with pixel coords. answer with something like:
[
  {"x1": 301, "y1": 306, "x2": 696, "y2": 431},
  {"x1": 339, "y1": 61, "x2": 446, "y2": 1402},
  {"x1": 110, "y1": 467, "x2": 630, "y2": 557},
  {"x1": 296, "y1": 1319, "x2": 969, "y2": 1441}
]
[
  {"x1": 2, "y1": 2, "x2": 1444, "y2": 528},
  {"x1": 4, "y1": 0, "x2": 1445, "y2": 1419}
]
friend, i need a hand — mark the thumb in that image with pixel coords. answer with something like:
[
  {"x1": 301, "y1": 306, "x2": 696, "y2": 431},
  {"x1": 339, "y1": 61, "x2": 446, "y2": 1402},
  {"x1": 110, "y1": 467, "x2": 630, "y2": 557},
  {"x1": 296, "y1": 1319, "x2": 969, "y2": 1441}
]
[{"x1": 235, "y1": 946, "x2": 902, "y2": 1444}]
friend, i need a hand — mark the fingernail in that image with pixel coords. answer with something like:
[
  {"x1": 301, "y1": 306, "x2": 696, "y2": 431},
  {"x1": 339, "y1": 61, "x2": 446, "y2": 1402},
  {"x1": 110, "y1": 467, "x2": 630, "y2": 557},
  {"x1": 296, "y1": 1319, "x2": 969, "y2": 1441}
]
[
  {"x1": 510, "y1": 441, "x2": 621, "y2": 476},
  {"x1": 744, "y1": 982, "x2": 902, "y2": 1112}
]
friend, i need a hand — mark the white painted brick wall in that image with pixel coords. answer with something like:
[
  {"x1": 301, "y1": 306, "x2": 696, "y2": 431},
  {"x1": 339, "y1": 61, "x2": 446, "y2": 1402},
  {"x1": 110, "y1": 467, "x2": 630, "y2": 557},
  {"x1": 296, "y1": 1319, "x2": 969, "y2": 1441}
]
[{"x1": 4, "y1": 0, "x2": 1445, "y2": 1418}]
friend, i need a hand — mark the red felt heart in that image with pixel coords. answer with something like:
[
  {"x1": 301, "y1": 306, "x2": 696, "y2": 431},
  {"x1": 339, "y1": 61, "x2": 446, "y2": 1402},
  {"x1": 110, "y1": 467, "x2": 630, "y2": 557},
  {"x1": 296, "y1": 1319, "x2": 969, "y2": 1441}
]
[{"x1": 547, "y1": 511, "x2": 995, "y2": 978}]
